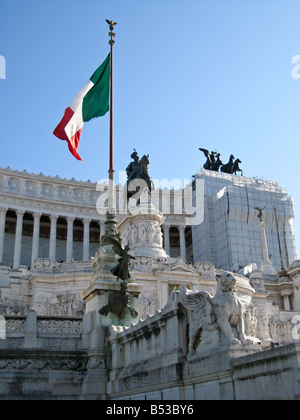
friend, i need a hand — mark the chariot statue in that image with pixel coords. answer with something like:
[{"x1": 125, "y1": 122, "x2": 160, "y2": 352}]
[{"x1": 199, "y1": 148, "x2": 243, "y2": 175}]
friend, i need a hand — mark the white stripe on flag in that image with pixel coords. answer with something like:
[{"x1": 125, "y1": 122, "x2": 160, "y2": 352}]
[{"x1": 65, "y1": 80, "x2": 94, "y2": 140}]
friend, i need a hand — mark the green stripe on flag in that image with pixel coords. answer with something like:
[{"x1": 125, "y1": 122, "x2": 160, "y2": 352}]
[{"x1": 82, "y1": 53, "x2": 110, "y2": 122}]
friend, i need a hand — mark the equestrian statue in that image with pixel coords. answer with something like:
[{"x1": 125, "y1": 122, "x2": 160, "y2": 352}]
[{"x1": 125, "y1": 149, "x2": 154, "y2": 204}]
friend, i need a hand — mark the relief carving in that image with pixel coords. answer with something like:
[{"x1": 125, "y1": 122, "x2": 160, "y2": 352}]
[
  {"x1": 0, "y1": 291, "x2": 28, "y2": 316},
  {"x1": 138, "y1": 291, "x2": 158, "y2": 320}
]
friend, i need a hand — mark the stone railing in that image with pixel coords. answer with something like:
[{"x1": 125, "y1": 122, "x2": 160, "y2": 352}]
[
  {"x1": 38, "y1": 316, "x2": 82, "y2": 337},
  {"x1": 32, "y1": 258, "x2": 93, "y2": 273},
  {"x1": 5, "y1": 316, "x2": 26, "y2": 336},
  {"x1": 5, "y1": 313, "x2": 83, "y2": 339}
]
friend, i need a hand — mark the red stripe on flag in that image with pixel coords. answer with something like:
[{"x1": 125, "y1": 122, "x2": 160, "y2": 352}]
[
  {"x1": 53, "y1": 107, "x2": 74, "y2": 141},
  {"x1": 67, "y1": 129, "x2": 83, "y2": 162},
  {"x1": 53, "y1": 107, "x2": 82, "y2": 161}
]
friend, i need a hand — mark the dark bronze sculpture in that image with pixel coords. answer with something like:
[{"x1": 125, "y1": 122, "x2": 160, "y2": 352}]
[
  {"x1": 199, "y1": 148, "x2": 215, "y2": 170},
  {"x1": 99, "y1": 236, "x2": 137, "y2": 320},
  {"x1": 99, "y1": 281, "x2": 138, "y2": 319},
  {"x1": 125, "y1": 150, "x2": 153, "y2": 202},
  {"x1": 199, "y1": 148, "x2": 243, "y2": 175},
  {"x1": 255, "y1": 206, "x2": 265, "y2": 222},
  {"x1": 107, "y1": 236, "x2": 136, "y2": 283},
  {"x1": 211, "y1": 152, "x2": 223, "y2": 172},
  {"x1": 232, "y1": 159, "x2": 243, "y2": 176},
  {"x1": 126, "y1": 149, "x2": 140, "y2": 185},
  {"x1": 220, "y1": 154, "x2": 235, "y2": 174}
]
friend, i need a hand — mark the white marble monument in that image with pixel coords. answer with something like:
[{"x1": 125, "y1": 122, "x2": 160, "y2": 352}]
[{"x1": 118, "y1": 198, "x2": 168, "y2": 259}]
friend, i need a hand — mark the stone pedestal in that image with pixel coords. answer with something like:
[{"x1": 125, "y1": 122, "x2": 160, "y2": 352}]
[
  {"x1": 118, "y1": 202, "x2": 168, "y2": 259},
  {"x1": 80, "y1": 311, "x2": 108, "y2": 400}
]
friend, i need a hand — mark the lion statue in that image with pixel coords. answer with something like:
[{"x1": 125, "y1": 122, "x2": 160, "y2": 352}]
[{"x1": 180, "y1": 271, "x2": 261, "y2": 354}]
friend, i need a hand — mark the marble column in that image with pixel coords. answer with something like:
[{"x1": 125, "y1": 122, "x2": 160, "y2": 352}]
[
  {"x1": 178, "y1": 225, "x2": 187, "y2": 262},
  {"x1": 260, "y1": 221, "x2": 270, "y2": 264},
  {"x1": 99, "y1": 221, "x2": 105, "y2": 243},
  {"x1": 163, "y1": 224, "x2": 171, "y2": 256},
  {"x1": 83, "y1": 219, "x2": 91, "y2": 261},
  {"x1": 281, "y1": 292, "x2": 291, "y2": 311},
  {"x1": 13, "y1": 210, "x2": 25, "y2": 268},
  {"x1": 259, "y1": 220, "x2": 276, "y2": 275},
  {"x1": 49, "y1": 214, "x2": 58, "y2": 261},
  {"x1": 0, "y1": 208, "x2": 7, "y2": 263},
  {"x1": 161, "y1": 282, "x2": 170, "y2": 309},
  {"x1": 66, "y1": 217, "x2": 75, "y2": 262},
  {"x1": 31, "y1": 212, "x2": 42, "y2": 267}
]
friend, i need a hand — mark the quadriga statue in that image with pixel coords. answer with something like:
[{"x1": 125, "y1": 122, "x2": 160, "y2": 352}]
[{"x1": 180, "y1": 271, "x2": 261, "y2": 354}]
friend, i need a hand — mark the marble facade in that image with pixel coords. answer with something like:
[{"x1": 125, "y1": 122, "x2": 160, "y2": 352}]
[
  {"x1": 0, "y1": 165, "x2": 299, "y2": 400},
  {"x1": 0, "y1": 166, "x2": 192, "y2": 269}
]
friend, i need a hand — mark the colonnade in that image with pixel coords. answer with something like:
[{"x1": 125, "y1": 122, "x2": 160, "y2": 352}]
[
  {"x1": 0, "y1": 208, "x2": 106, "y2": 268},
  {"x1": 0, "y1": 208, "x2": 190, "y2": 268}
]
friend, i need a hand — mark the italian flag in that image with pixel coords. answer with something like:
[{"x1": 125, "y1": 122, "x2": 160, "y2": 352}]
[{"x1": 54, "y1": 53, "x2": 110, "y2": 161}]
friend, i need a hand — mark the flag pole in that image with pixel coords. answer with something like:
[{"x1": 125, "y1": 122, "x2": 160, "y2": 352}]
[
  {"x1": 103, "y1": 19, "x2": 118, "y2": 242},
  {"x1": 107, "y1": 19, "x2": 116, "y2": 180}
]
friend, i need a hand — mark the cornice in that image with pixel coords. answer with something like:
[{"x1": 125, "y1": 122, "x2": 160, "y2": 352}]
[
  {"x1": 0, "y1": 166, "x2": 98, "y2": 188},
  {"x1": 0, "y1": 193, "x2": 105, "y2": 220},
  {"x1": 0, "y1": 167, "x2": 194, "y2": 220},
  {"x1": 287, "y1": 260, "x2": 300, "y2": 278},
  {"x1": 195, "y1": 168, "x2": 283, "y2": 190}
]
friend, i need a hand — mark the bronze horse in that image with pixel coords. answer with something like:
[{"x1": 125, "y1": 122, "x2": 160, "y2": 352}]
[
  {"x1": 221, "y1": 154, "x2": 235, "y2": 174},
  {"x1": 221, "y1": 155, "x2": 243, "y2": 175},
  {"x1": 125, "y1": 154, "x2": 153, "y2": 204},
  {"x1": 233, "y1": 159, "x2": 243, "y2": 176},
  {"x1": 211, "y1": 153, "x2": 223, "y2": 171}
]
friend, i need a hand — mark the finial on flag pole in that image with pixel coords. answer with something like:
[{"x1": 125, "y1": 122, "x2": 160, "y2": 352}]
[{"x1": 106, "y1": 19, "x2": 117, "y2": 45}]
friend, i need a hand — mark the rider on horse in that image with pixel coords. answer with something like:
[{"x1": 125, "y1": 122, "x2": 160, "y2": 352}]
[
  {"x1": 126, "y1": 149, "x2": 140, "y2": 184},
  {"x1": 125, "y1": 150, "x2": 153, "y2": 204}
]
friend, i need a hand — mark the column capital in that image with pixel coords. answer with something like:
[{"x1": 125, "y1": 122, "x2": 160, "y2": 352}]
[
  {"x1": 177, "y1": 225, "x2": 186, "y2": 232},
  {"x1": 163, "y1": 224, "x2": 171, "y2": 231},
  {"x1": 0, "y1": 207, "x2": 8, "y2": 214},
  {"x1": 33, "y1": 212, "x2": 42, "y2": 219},
  {"x1": 280, "y1": 289, "x2": 293, "y2": 297},
  {"x1": 83, "y1": 218, "x2": 92, "y2": 225},
  {"x1": 50, "y1": 214, "x2": 59, "y2": 222},
  {"x1": 66, "y1": 216, "x2": 75, "y2": 224},
  {"x1": 16, "y1": 209, "x2": 25, "y2": 217}
]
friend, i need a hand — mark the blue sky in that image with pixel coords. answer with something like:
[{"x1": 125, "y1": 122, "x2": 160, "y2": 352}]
[{"x1": 0, "y1": 0, "x2": 299, "y2": 257}]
